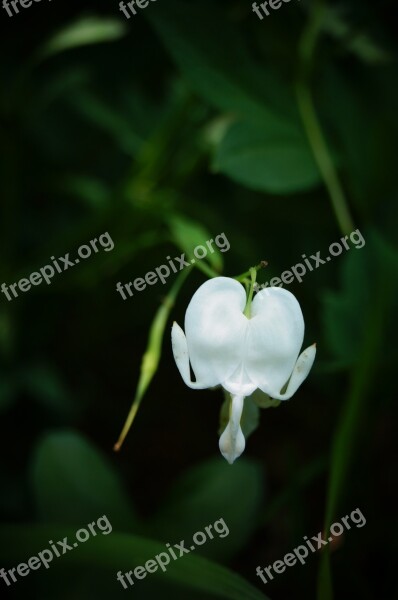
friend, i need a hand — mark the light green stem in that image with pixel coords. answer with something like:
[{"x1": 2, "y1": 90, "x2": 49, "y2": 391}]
[
  {"x1": 243, "y1": 268, "x2": 257, "y2": 318},
  {"x1": 114, "y1": 268, "x2": 190, "y2": 451}
]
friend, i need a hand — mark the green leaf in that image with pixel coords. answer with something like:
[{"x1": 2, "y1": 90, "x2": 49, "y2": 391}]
[
  {"x1": 20, "y1": 364, "x2": 75, "y2": 416},
  {"x1": 214, "y1": 119, "x2": 321, "y2": 194},
  {"x1": 318, "y1": 231, "x2": 397, "y2": 599},
  {"x1": 147, "y1": 0, "x2": 295, "y2": 125},
  {"x1": 322, "y1": 230, "x2": 398, "y2": 367},
  {"x1": 0, "y1": 375, "x2": 16, "y2": 413},
  {"x1": 168, "y1": 214, "x2": 224, "y2": 271},
  {"x1": 40, "y1": 16, "x2": 127, "y2": 59},
  {"x1": 0, "y1": 525, "x2": 270, "y2": 600},
  {"x1": 62, "y1": 176, "x2": 110, "y2": 211},
  {"x1": 149, "y1": 458, "x2": 264, "y2": 561},
  {"x1": 31, "y1": 430, "x2": 138, "y2": 530},
  {"x1": 68, "y1": 91, "x2": 142, "y2": 156}
]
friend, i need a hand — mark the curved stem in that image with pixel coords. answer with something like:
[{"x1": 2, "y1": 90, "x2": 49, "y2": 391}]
[
  {"x1": 296, "y1": 1, "x2": 355, "y2": 236},
  {"x1": 194, "y1": 259, "x2": 220, "y2": 279},
  {"x1": 114, "y1": 268, "x2": 190, "y2": 451}
]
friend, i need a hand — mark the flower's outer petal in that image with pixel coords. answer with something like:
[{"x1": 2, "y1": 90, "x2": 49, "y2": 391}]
[
  {"x1": 219, "y1": 394, "x2": 245, "y2": 464},
  {"x1": 171, "y1": 322, "x2": 210, "y2": 389},
  {"x1": 184, "y1": 277, "x2": 248, "y2": 389},
  {"x1": 245, "y1": 287, "x2": 305, "y2": 396},
  {"x1": 268, "y1": 343, "x2": 317, "y2": 400}
]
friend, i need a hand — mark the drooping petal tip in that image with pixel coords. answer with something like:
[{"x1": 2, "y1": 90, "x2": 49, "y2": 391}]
[
  {"x1": 219, "y1": 425, "x2": 245, "y2": 464},
  {"x1": 218, "y1": 394, "x2": 245, "y2": 464}
]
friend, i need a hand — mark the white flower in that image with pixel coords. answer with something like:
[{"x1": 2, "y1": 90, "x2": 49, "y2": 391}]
[{"x1": 171, "y1": 277, "x2": 316, "y2": 464}]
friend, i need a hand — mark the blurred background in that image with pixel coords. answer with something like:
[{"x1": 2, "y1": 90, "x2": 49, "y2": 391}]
[{"x1": 0, "y1": 0, "x2": 397, "y2": 598}]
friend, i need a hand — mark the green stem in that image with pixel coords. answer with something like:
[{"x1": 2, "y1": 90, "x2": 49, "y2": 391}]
[
  {"x1": 296, "y1": 2, "x2": 355, "y2": 237},
  {"x1": 194, "y1": 259, "x2": 220, "y2": 280},
  {"x1": 234, "y1": 261, "x2": 267, "y2": 283},
  {"x1": 114, "y1": 268, "x2": 190, "y2": 451},
  {"x1": 317, "y1": 284, "x2": 386, "y2": 599},
  {"x1": 195, "y1": 261, "x2": 266, "y2": 283},
  {"x1": 243, "y1": 268, "x2": 257, "y2": 318}
]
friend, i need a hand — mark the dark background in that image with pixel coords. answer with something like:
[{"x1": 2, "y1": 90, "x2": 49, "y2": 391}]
[{"x1": 0, "y1": 0, "x2": 397, "y2": 599}]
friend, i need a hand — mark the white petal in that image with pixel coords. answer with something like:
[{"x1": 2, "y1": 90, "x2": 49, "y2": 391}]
[
  {"x1": 270, "y1": 343, "x2": 317, "y2": 400},
  {"x1": 245, "y1": 287, "x2": 305, "y2": 397},
  {"x1": 219, "y1": 394, "x2": 245, "y2": 464},
  {"x1": 171, "y1": 322, "x2": 210, "y2": 389},
  {"x1": 184, "y1": 277, "x2": 248, "y2": 389}
]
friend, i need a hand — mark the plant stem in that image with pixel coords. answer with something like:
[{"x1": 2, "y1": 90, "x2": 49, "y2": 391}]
[
  {"x1": 296, "y1": 1, "x2": 355, "y2": 237},
  {"x1": 114, "y1": 268, "x2": 190, "y2": 451},
  {"x1": 244, "y1": 268, "x2": 257, "y2": 318},
  {"x1": 194, "y1": 259, "x2": 220, "y2": 279},
  {"x1": 234, "y1": 261, "x2": 267, "y2": 283}
]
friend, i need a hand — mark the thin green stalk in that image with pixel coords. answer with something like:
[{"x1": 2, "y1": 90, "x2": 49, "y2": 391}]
[
  {"x1": 114, "y1": 268, "x2": 190, "y2": 451},
  {"x1": 317, "y1": 284, "x2": 387, "y2": 599},
  {"x1": 194, "y1": 259, "x2": 220, "y2": 280},
  {"x1": 244, "y1": 268, "x2": 257, "y2": 318},
  {"x1": 234, "y1": 261, "x2": 267, "y2": 283},
  {"x1": 296, "y1": 1, "x2": 355, "y2": 237},
  {"x1": 195, "y1": 260, "x2": 266, "y2": 283}
]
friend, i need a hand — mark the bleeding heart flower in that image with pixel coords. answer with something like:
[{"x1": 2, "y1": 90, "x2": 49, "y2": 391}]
[{"x1": 171, "y1": 277, "x2": 316, "y2": 464}]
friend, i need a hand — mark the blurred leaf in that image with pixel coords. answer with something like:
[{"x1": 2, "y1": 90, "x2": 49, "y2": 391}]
[
  {"x1": 319, "y1": 65, "x2": 397, "y2": 209},
  {"x1": 322, "y1": 231, "x2": 398, "y2": 367},
  {"x1": 68, "y1": 90, "x2": 142, "y2": 156},
  {"x1": 147, "y1": 0, "x2": 296, "y2": 125},
  {"x1": 0, "y1": 308, "x2": 13, "y2": 357},
  {"x1": 31, "y1": 430, "x2": 138, "y2": 530},
  {"x1": 0, "y1": 524, "x2": 270, "y2": 600},
  {"x1": 318, "y1": 231, "x2": 397, "y2": 599},
  {"x1": 149, "y1": 458, "x2": 264, "y2": 561},
  {"x1": 40, "y1": 16, "x2": 127, "y2": 59},
  {"x1": 21, "y1": 364, "x2": 75, "y2": 416},
  {"x1": 322, "y1": 254, "x2": 368, "y2": 368},
  {"x1": 260, "y1": 456, "x2": 327, "y2": 525},
  {"x1": 346, "y1": 33, "x2": 391, "y2": 64},
  {"x1": 0, "y1": 375, "x2": 16, "y2": 413},
  {"x1": 214, "y1": 119, "x2": 321, "y2": 194},
  {"x1": 168, "y1": 214, "x2": 223, "y2": 271},
  {"x1": 62, "y1": 176, "x2": 110, "y2": 211},
  {"x1": 321, "y1": 7, "x2": 391, "y2": 64}
]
